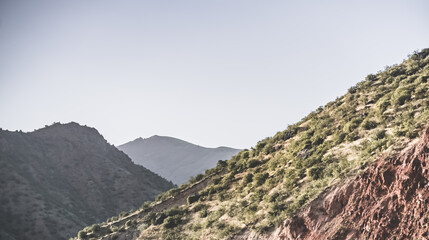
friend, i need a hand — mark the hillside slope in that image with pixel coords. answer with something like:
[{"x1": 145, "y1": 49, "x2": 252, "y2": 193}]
[
  {"x1": 235, "y1": 127, "x2": 429, "y2": 239},
  {"x1": 118, "y1": 136, "x2": 241, "y2": 185},
  {"x1": 75, "y1": 48, "x2": 429, "y2": 240},
  {"x1": 0, "y1": 122, "x2": 174, "y2": 240}
]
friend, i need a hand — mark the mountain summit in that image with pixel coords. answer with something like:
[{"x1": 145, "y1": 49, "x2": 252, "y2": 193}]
[
  {"x1": 118, "y1": 135, "x2": 241, "y2": 185},
  {"x1": 0, "y1": 122, "x2": 174, "y2": 240}
]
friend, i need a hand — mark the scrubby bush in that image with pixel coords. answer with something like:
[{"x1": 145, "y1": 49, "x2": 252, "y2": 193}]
[
  {"x1": 374, "y1": 129, "x2": 386, "y2": 140},
  {"x1": 88, "y1": 224, "x2": 100, "y2": 232},
  {"x1": 267, "y1": 192, "x2": 280, "y2": 203},
  {"x1": 393, "y1": 88, "x2": 411, "y2": 106},
  {"x1": 343, "y1": 118, "x2": 361, "y2": 133},
  {"x1": 187, "y1": 193, "x2": 200, "y2": 204},
  {"x1": 345, "y1": 131, "x2": 359, "y2": 142},
  {"x1": 190, "y1": 174, "x2": 204, "y2": 183},
  {"x1": 311, "y1": 133, "x2": 325, "y2": 146},
  {"x1": 247, "y1": 159, "x2": 260, "y2": 168},
  {"x1": 241, "y1": 150, "x2": 250, "y2": 159},
  {"x1": 192, "y1": 203, "x2": 208, "y2": 213},
  {"x1": 243, "y1": 173, "x2": 253, "y2": 185},
  {"x1": 140, "y1": 201, "x2": 151, "y2": 210},
  {"x1": 254, "y1": 172, "x2": 269, "y2": 186},
  {"x1": 361, "y1": 119, "x2": 377, "y2": 130},
  {"x1": 153, "y1": 213, "x2": 167, "y2": 225},
  {"x1": 163, "y1": 215, "x2": 181, "y2": 229},
  {"x1": 78, "y1": 230, "x2": 87, "y2": 239},
  {"x1": 263, "y1": 143, "x2": 276, "y2": 154},
  {"x1": 334, "y1": 132, "x2": 346, "y2": 144},
  {"x1": 307, "y1": 165, "x2": 325, "y2": 180},
  {"x1": 366, "y1": 74, "x2": 377, "y2": 82}
]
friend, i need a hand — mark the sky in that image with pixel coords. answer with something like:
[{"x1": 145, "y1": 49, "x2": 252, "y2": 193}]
[{"x1": 0, "y1": 0, "x2": 428, "y2": 149}]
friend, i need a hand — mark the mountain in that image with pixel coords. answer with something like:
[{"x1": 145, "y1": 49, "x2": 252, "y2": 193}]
[
  {"x1": 0, "y1": 122, "x2": 174, "y2": 240},
  {"x1": 118, "y1": 135, "x2": 241, "y2": 185},
  {"x1": 255, "y1": 126, "x2": 429, "y2": 239},
  {"x1": 75, "y1": 48, "x2": 429, "y2": 240}
]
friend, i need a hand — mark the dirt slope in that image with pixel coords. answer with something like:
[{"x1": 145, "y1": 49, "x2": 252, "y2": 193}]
[{"x1": 237, "y1": 126, "x2": 429, "y2": 240}]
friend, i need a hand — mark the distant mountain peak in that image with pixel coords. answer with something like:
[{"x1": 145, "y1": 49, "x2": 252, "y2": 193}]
[{"x1": 118, "y1": 136, "x2": 241, "y2": 184}]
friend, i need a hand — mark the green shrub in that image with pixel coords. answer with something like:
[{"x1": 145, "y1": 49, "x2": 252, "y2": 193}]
[
  {"x1": 311, "y1": 133, "x2": 325, "y2": 146},
  {"x1": 78, "y1": 230, "x2": 87, "y2": 239},
  {"x1": 366, "y1": 74, "x2": 377, "y2": 82},
  {"x1": 243, "y1": 173, "x2": 253, "y2": 185},
  {"x1": 88, "y1": 224, "x2": 100, "y2": 232},
  {"x1": 212, "y1": 176, "x2": 221, "y2": 185},
  {"x1": 192, "y1": 203, "x2": 208, "y2": 212},
  {"x1": 414, "y1": 85, "x2": 427, "y2": 99},
  {"x1": 187, "y1": 194, "x2": 200, "y2": 204},
  {"x1": 217, "y1": 160, "x2": 227, "y2": 169},
  {"x1": 255, "y1": 140, "x2": 267, "y2": 153},
  {"x1": 345, "y1": 131, "x2": 359, "y2": 142},
  {"x1": 247, "y1": 159, "x2": 260, "y2": 168},
  {"x1": 263, "y1": 143, "x2": 276, "y2": 154},
  {"x1": 343, "y1": 119, "x2": 361, "y2": 133},
  {"x1": 140, "y1": 201, "x2": 151, "y2": 210},
  {"x1": 374, "y1": 129, "x2": 386, "y2": 140},
  {"x1": 267, "y1": 192, "x2": 279, "y2": 203},
  {"x1": 190, "y1": 174, "x2": 204, "y2": 183},
  {"x1": 393, "y1": 88, "x2": 411, "y2": 105},
  {"x1": 254, "y1": 172, "x2": 269, "y2": 186},
  {"x1": 163, "y1": 215, "x2": 181, "y2": 229},
  {"x1": 361, "y1": 119, "x2": 377, "y2": 130},
  {"x1": 143, "y1": 212, "x2": 156, "y2": 224},
  {"x1": 269, "y1": 202, "x2": 285, "y2": 216},
  {"x1": 307, "y1": 165, "x2": 325, "y2": 180},
  {"x1": 247, "y1": 202, "x2": 258, "y2": 212},
  {"x1": 334, "y1": 132, "x2": 346, "y2": 144},
  {"x1": 241, "y1": 150, "x2": 250, "y2": 159}
]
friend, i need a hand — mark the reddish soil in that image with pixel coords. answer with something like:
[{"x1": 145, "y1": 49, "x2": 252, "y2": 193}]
[{"x1": 276, "y1": 127, "x2": 429, "y2": 240}]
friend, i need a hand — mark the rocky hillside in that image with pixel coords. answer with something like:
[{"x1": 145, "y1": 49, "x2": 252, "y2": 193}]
[
  {"x1": 236, "y1": 127, "x2": 429, "y2": 239},
  {"x1": 74, "y1": 48, "x2": 429, "y2": 240},
  {"x1": 118, "y1": 136, "x2": 241, "y2": 185},
  {"x1": 0, "y1": 122, "x2": 174, "y2": 240}
]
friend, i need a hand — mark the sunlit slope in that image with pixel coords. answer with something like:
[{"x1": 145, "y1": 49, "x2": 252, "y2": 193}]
[{"x1": 75, "y1": 49, "x2": 429, "y2": 240}]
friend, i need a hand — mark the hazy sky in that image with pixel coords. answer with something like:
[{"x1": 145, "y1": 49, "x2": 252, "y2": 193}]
[{"x1": 0, "y1": 0, "x2": 428, "y2": 149}]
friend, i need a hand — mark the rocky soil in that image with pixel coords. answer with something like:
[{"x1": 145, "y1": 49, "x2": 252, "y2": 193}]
[{"x1": 236, "y1": 127, "x2": 429, "y2": 240}]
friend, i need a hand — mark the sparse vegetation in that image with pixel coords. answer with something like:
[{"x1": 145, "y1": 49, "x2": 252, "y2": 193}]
[{"x1": 76, "y1": 48, "x2": 429, "y2": 240}]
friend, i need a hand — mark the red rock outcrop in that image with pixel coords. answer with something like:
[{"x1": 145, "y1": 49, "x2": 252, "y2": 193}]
[{"x1": 274, "y1": 127, "x2": 429, "y2": 240}]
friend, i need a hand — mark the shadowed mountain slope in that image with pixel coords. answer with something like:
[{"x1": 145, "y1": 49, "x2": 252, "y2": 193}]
[
  {"x1": 0, "y1": 122, "x2": 174, "y2": 240},
  {"x1": 118, "y1": 136, "x2": 241, "y2": 184}
]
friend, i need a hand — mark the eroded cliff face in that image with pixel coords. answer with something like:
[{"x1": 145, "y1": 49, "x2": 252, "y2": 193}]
[{"x1": 237, "y1": 127, "x2": 429, "y2": 240}]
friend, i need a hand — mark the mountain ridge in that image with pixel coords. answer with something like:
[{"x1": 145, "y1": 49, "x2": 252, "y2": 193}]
[
  {"x1": 118, "y1": 135, "x2": 241, "y2": 185},
  {"x1": 0, "y1": 122, "x2": 174, "y2": 240}
]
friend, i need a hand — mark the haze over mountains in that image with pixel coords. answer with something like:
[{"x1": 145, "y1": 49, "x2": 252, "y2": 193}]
[
  {"x1": 0, "y1": 122, "x2": 174, "y2": 240},
  {"x1": 118, "y1": 136, "x2": 241, "y2": 185}
]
